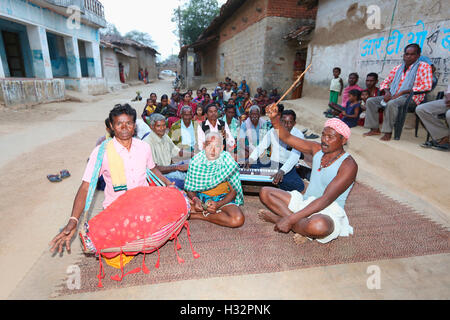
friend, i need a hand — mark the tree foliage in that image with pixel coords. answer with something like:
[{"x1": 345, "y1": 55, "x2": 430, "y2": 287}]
[
  {"x1": 124, "y1": 30, "x2": 157, "y2": 49},
  {"x1": 100, "y1": 22, "x2": 121, "y2": 36},
  {"x1": 172, "y1": 0, "x2": 221, "y2": 46}
]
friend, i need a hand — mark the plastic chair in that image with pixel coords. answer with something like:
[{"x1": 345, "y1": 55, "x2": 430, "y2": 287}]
[{"x1": 394, "y1": 77, "x2": 437, "y2": 140}]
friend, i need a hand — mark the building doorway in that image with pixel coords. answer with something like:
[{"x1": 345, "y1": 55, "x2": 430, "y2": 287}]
[
  {"x1": 292, "y1": 49, "x2": 307, "y2": 99},
  {"x1": 2, "y1": 31, "x2": 25, "y2": 77}
]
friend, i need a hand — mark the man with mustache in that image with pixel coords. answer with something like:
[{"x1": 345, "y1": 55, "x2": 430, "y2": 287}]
[
  {"x1": 49, "y1": 104, "x2": 173, "y2": 254},
  {"x1": 258, "y1": 104, "x2": 358, "y2": 244}
]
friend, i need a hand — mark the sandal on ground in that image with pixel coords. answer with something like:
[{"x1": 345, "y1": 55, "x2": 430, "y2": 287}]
[
  {"x1": 60, "y1": 169, "x2": 71, "y2": 179},
  {"x1": 47, "y1": 174, "x2": 62, "y2": 182},
  {"x1": 431, "y1": 143, "x2": 449, "y2": 152},
  {"x1": 420, "y1": 140, "x2": 434, "y2": 148},
  {"x1": 305, "y1": 133, "x2": 320, "y2": 139}
]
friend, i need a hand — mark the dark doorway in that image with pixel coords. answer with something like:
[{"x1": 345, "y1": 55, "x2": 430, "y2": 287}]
[
  {"x1": 292, "y1": 49, "x2": 307, "y2": 99},
  {"x1": 2, "y1": 31, "x2": 25, "y2": 77}
]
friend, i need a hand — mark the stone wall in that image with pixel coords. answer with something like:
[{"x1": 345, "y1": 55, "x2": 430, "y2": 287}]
[
  {"x1": 304, "y1": 0, "x2": 450, "y2": 98},
  {"x1": 0, "y1": 78, "x2": 65, "y2": 106},
  {"x1": 64, "y1": 77, "x2": 107, "y2": 95}
]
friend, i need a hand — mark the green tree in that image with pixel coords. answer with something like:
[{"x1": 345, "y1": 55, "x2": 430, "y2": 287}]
[
  {"x1": 172, "y1": 0, "x2": 220, "y2": 46},
  {"x1": 124, "y1": 30, "x2": 157, "y2": 49},
  {"x1": 100, "y1": 22, "x2": 121, "y2": 37}
]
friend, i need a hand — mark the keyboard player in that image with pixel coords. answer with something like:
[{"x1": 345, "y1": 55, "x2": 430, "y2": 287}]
[{"x1": 248, "y1": 109, "x2": 305, "y2": 192}]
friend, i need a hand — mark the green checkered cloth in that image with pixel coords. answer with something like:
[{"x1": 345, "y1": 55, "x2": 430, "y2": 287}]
[{"x1": 184, "y1": 150, "x2": 244, "y2": 206}]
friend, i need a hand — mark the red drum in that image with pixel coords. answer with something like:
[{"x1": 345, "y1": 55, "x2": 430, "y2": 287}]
[{"x1": 80, "y1": 186, "x2": 199, "y2": 287}]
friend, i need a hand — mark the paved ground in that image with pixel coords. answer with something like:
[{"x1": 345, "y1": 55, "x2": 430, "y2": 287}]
[{"x1": 1, "y1": 78, "x2": 449, "y2": 300}]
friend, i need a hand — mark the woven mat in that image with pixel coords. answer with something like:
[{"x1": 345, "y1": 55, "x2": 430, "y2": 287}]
[{"x1": 55, "y1": 182, "x2": 450, "y2": 296}]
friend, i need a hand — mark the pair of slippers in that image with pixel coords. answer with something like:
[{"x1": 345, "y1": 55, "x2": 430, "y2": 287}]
[
  {"x1": 47, "y1": 170, "x2": 71, "y2": 182},
  {"x1": 301, "y1": 128, "x2": 319, "y2": 140},
  {"x1": 420, "y1": 140, "x2": 449, "y2": 152}
]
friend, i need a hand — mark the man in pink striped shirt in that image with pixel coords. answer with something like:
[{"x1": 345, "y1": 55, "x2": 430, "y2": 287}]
[
  {"x1": 49, "y1": 104, "x2": 173, "y2": 254},
  {"x1": 363, "y1": 43, "x2": 433, "y2": 141}
]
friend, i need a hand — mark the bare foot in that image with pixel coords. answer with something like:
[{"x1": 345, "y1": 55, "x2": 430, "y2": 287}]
[
  {"x1": 257, "y1": 209, "x2": 280, "y2": 224},
  {"x1": 363, "y1": 129, "x2": 381, "y2": 136},
  {"x1": 293, "y1": 233, "x2": 308, "y2": 245},
  {"x1": 380, "y1": 133, "x2": 392, "y2": 141}
]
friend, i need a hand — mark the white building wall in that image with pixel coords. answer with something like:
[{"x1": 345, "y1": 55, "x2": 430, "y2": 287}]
[{"x1": 304, "y1": 0, "x2": 450, "y2": 97}]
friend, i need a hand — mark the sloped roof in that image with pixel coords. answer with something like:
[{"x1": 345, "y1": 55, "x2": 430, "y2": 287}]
[
  {"x1": 283, "y1": 25, "x2": 314, "y2": 41},
  {"x1": 100, "y1": 34, "x2": 159, "y2": 55},
  {"x1": 100, "y1": 40, "x2": 137, "y2": 58}
]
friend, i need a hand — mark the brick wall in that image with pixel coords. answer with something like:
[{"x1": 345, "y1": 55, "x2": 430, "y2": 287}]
[
  {"x1": 218, "y1": 0, "x2": 317, "y2": 45},
  {"x1": 267, "y1": 0, "x2": 317, "y2": 20}
]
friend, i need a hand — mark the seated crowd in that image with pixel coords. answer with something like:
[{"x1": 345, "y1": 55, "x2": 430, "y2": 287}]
[{"x1": 49, "y1": 42, "x2": 447, "y2": 256}]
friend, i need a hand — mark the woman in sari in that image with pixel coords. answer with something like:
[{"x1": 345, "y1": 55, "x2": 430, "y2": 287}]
[{"x1": 177, "y1": 93, "x2": 197, "y2": 117}]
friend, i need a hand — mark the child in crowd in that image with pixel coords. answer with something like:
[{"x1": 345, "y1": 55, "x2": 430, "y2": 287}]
[
  {"x1": 142, "y1": 98, "x2": 157, "y2": 126},
  {"x1": 194, "y1": 105, "x2": 206, "y2": 124},
  {"x1": 358, "y1": 89, "x2": 370, "y2": 126},
  {"x1": 329, "y1": 67, "x2": 343, "y2": 105},
  {"x1": 340, "y1": 89, "x2": 361, "y2": 128}
]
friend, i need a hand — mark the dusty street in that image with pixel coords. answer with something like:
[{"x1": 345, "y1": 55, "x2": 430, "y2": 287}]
[{"x1": 1, "y1": 78, "x2": 449, "y2": 300}]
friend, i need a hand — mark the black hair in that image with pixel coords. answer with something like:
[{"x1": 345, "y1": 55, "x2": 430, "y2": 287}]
[
  {"x1": 349, "y1": 72, "x2": 359, "y2": 80},
  {"x1": 204, "y1": 103, "x2": 218, "y2": 114},
  {"x1": 277, "y1": 103, "x2": 285, "y2": 114},
  {"x1": 348, "y1": 89, "x2": 361, "y2": 100},
  {"x1": 104, "y1": 118, "x2": 115, "y2": 137},
  {"x1": 281, "y1": 109, "x2": 296, "y2": 121},
  {"x1": 333, "y1": 67, "x2": 341, "y2": 73},
  {"x1": 150, "y1": 92, "x2": 157, "y2": 97},
  {"x1": 224, "y1": 104, "x2": 236, "y2": 111},
  {"x1": 109, "y1": 103, "x2": 137, "y2": 125},
  {"x1": 161, "y1": 94, "x2": 168, "y2": 100},
  {"x1": 196, "y1": 104, "x2": 205, "y2": 115},
  {"x1": 366, "y1": 72, "x2": 378, "y2": 80},
  {"x1": 405, "y1": 43, "x2": 421, "y2": 55}
]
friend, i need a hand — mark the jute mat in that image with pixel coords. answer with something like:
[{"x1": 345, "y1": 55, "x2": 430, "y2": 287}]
[{"x1": 55, "y1": 182, "x2": 450, "y2": 296}]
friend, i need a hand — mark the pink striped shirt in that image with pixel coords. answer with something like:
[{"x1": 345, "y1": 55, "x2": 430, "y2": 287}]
[{"x1": 82, "y1": 137, "x2": 155, "y2": 209}]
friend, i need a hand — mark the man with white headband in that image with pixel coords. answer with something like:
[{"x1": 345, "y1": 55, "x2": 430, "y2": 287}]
[{"x1": 258, "y1": 104, "x2": 358, "y2": 244}]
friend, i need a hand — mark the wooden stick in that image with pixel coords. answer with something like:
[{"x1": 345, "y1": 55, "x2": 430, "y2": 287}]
[{"x1": 275, "y1": 63, "x2": 312, "y2": 106}]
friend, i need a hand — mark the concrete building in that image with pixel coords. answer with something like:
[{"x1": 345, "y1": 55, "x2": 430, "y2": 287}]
[
  {"x1": 303, "y1": 0, "x2": 450, "y2": 98},
  {"x1": 100, "y1": 35, "x2": 159, "y2": 88},
  {"x1": 178, "y1": 0, "x2": 317, "y2": 96},
  {"x1": 0, "y1": 0, "x2": 107, "y2": 106}
]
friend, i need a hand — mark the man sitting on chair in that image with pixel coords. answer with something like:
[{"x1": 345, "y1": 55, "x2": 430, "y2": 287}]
[
  {"x1": 185, "y1": 132, "x2": 245, "y2": 228},
  {"x1": 259, "y1": 103, "x2": 357, "y2": 245},
  {"x1": 249, "y1": 109, "x2": 305, "y2": 192},
  {"x1": 363, "y1": 43, "x2": 432, "y2": 141}
]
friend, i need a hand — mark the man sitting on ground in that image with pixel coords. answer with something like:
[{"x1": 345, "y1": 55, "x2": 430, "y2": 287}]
[
  {"x1": 49, "y1": 104, "x2": 173, "y2": 253},
  {"x1": 197, "y1": 104, "x2": 235, "y2": 154},
  {"x1": 249, "y1": 109, "x2": 305, "y2": 192},
  {"x1": 143, "y1": 113, "x2": 188, "y2": 189},
  {"x1": 363, "y1": 43, "x2": 432, "y2": 141},
  {"x1": 185, "y1": 132, "x2": 245, "y2": 228},
  {"x1": 238, "y1": 105, "x2": 270, "y2": 166},
  {"x1": 259, "y1": 103, "x2": 357, "y2": 245},
  {"x1": 169, "y1": 105, "x2": 199, "y2": 159}
]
